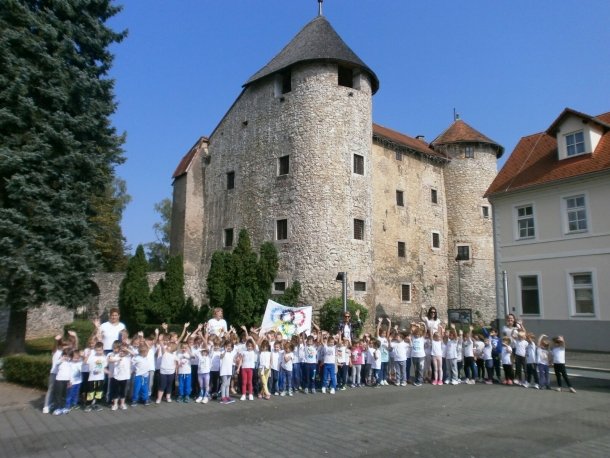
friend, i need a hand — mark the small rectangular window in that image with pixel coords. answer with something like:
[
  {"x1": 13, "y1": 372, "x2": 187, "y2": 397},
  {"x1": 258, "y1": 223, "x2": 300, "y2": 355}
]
[
  {"x1": 224, "y1": 228, "x2": 234, "y2": 247},
  {"x1": 397, "y1": 241, "x2": 406, "y2": 258},
  {"x1": 226, "y1": 171, "x2": 235, "y2": 190},
  {"x1": 520, "y1": 275, "x2": 540, "y2": 315},
  {"x1": 456, "y1": 245, "x2": 470, "y2": 261},
  {"x1": 338, "y1": 65, "x2": 353, "y2": 88},
  {"x1": 354, "y1": 281, "x2": 366, "y2": 292},
  {"x1": 278, "y1": 155, "x2": 290, "y2": 176},
  {"x1": 570, "y1": 272, "x2": 594, "y2": 315},
  {"x1": 396, "y1": 190, "x2": 404, "y2": 207},
  {"x1": 566, "y1": 131, "x2": 585, "y2": 157},
  {"x1": 432, "y1": 232, "x2": 440, "y2": 249},
  {"x1": 273, "y1": 281, "x2": 286, "y2": 293},
  {"x1": 431, "y1": 188, "x2": 438, "y2": 204},
  {"x1": 276, "y1": 219, "x2": 288, "y2": 240},
  {"x1": 353, "y1": 219, "x2": 365, "y2": 240},
  {"x1": 353, "y1": 154, "x2": 364, "y2": 175},
  {"x1": 395, "y1": 151, "x2": 403, "y2": 161},
  {"x1": 281, "y1": 70, "x2": 291, "y2": 94},
  {"x1": 401, "y1": 284, "x2": 412, "y2": 302},
  {"x1": 465, "y1": 146, "x2": 474, "y2": 158},
  {"x1": 482, "y1": 205, "x2": 490, "y2": 219}
]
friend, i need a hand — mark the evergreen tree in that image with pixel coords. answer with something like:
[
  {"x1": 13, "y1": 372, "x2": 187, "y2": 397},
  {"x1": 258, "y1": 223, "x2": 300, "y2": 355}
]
[
  {"x1": 276, "y1": 280, "x2": 302, "y2": 306},
  {"x1": 148, "y1": 255, "x2": 185, "y2": 323},
  {"x1": 118, "y1": 245, "x2": 150, "y2": 333},
  {"x1": 0, "y1": 0, "x2": 126, "y2": 354},
  {"x1": 207, "y1": 251, "x2": 234, "y2": 311}
]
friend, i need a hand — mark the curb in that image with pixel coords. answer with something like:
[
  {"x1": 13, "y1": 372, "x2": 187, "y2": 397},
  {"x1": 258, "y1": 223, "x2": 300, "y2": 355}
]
[{"x1": 566, "y1": 365, "x2": 610, "y2": 374}]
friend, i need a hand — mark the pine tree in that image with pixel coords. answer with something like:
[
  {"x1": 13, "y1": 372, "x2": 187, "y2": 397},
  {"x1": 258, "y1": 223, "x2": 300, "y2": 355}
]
[
  {"x1": 118, "y1": 245, "x2": 150, "y2": 332},
  {"x1": 0, "y1": 0, "x2": 126, "y2": 354},
  {"x1": 148, "y1": 255, "x2": 185, "y2": 323}
]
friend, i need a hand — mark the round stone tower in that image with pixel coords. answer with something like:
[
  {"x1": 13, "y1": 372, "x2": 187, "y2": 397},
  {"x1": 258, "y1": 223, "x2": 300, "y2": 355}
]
[
  {"x1": 200, "y1": 14, "x2": 379, "y2": 309},
  {"x1": 431, "y1": 120, "x2": 503, "y2": 324}
]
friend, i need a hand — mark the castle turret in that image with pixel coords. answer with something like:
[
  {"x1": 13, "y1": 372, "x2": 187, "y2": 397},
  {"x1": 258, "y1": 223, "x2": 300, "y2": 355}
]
[
  {"x1": 431, "y1": 120, "x2": 503, "y2": 323},
  {"x1": 199, "y1": 15, "x2": 379, "y2": 308}
]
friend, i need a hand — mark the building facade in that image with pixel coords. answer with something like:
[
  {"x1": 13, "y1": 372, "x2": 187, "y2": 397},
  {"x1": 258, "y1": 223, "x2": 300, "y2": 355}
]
[
  {"x1": 486, "y1": 108, "x2": 610, "y2": 351},
  {"x1": 171, "y1": 14, "x2": 502, "y2": 326}
]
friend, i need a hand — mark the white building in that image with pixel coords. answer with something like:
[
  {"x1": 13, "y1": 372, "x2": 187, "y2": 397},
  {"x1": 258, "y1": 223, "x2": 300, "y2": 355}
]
[{"x1": 486, "y1": 108, "x2": 610, "y2": 351}]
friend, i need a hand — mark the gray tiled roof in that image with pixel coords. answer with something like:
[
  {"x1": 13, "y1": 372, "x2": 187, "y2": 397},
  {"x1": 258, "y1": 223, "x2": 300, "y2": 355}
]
[{"x1": 244, "y1": 16, "x2": 379, "y2": 94}]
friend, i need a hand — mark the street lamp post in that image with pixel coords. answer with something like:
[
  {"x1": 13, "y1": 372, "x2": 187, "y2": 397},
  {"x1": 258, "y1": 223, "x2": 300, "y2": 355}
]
[{"x1": 336, "y1": 272, "x2": 347, "y2": 313}]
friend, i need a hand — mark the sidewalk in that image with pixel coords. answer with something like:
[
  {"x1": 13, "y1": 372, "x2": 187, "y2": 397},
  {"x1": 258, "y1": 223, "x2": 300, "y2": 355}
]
[{"x1": 567, "y1": 351, "x2": 610, "y2": 372}]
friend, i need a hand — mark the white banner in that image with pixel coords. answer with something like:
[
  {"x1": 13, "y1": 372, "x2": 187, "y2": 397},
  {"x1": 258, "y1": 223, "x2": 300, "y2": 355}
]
[{"x1": 260, "y1": 299, "x2": 312, "y2": 339}]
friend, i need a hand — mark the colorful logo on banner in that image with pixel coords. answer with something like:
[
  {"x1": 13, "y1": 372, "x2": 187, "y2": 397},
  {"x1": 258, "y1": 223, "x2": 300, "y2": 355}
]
[{"x1": 260, "y1": 300, "x2": 312, "y2": 338}]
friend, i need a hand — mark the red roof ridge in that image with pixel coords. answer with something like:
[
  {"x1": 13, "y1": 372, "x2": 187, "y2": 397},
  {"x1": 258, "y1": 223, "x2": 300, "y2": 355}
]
[
  {"x1": 373, "y1": 122, "x2": 448, "y2": 161},
  {"x1": 172, "y1": 136, "x2": 209, "y2": 179}
]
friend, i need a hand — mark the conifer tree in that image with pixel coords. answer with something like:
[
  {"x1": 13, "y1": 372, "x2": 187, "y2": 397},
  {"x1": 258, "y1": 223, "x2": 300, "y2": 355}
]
[
  {"x1": 118, "y1": 245, "x2": 150, "y2": 332},
  {"x1": 0, "y1": 0, "x2": 126, "y2": 354},
  {"x1": 148, "y1": 255, "x2": 185, "y2": 324}
]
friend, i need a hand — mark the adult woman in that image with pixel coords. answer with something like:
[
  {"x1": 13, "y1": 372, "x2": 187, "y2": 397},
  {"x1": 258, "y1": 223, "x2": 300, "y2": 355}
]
[
  {"x1": 502, "y1": 313, "x2": 524, "y2": 344},
  {"x1": 420, "y1": 306, "x2": 442, "y2": 339}
]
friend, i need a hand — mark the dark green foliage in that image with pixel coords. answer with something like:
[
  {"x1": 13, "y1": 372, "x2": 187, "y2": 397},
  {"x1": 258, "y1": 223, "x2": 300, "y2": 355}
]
[
  {"x1": 64, "y1": 319, "x2": 96, "y2": 349},
  {"x1": 275, "y1": 280, "x2": 302, "y2": 306},
  {"x1": 207, "y1": 230, "x2": 279, "y2": 328},
  {"x1": 318, "y1": 297, "x2": 368, "y2": 335},
  {"x1": 118, "y1": 245, "x2": 150, "y2": 333},
  {"x1": 146, "y1": 198, "x2": 171, "y2": 271},
  {"x1": 0, "y1": 1, "x2": 126, "y2": 354},
  {"x1": 148, "y1": 255, "x2": 186, "y2": 324},
  {"x1": 3, "y1": 354, "x2": 52, "y2": 389}
]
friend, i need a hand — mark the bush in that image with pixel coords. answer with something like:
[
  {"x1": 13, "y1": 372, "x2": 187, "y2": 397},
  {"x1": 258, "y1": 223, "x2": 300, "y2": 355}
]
[
  {"x1": 3, "y1": 354, "x2": 52, "y2": 389},
  {"x1": 64, "y1": 320, "x2": 96, "y2": 348},
  {"x1": 318, "y1": 297, "x2": 368, "y2": 335}
]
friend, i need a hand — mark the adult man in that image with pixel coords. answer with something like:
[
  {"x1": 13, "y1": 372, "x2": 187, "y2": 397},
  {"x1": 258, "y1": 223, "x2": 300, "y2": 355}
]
[{"x1": 337, "y1": 309, "x2": 362, "y2": 342}]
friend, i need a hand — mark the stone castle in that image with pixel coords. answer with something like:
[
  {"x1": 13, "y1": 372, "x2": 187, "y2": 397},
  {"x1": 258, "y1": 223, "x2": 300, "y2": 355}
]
[{"x1": 170, "y1": 14, "x2": 503, "y2": 325}]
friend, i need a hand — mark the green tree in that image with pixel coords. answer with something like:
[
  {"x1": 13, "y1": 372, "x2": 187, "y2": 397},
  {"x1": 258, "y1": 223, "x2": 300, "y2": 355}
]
[
  {"x1": 206, "y1": 230, "x2": 279, "y2": 327},
  {"x1": 118, "y1": 245, "x2": 150, "y2": 332},
  {"x1": 148, "y1": 255, "x2": 185, "y2": 324},
  {"x1": 90, "y1": 177, "x2": 131, "y2": 272},
  {"x1": 275, "y1": 280, "x2": 302, "y2": 306},
  {"x1": 0, "y1": 0, "x2": 126, "y2": 354},
  {"x1": 318, "y1": 297, "x2": 368, "y2": 335},
  {"x1": 146, "y1": 198, "x2": 171, "y2": 271}
]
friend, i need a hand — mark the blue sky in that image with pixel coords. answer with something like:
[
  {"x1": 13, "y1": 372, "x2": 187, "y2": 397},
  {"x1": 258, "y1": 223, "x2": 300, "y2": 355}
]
[{"x1": 109, "y1": 0, "x2": 610, "y2": 251}]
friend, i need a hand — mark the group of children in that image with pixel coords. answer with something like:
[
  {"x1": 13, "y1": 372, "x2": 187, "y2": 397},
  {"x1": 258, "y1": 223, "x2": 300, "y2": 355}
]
[{"x1": 41, "y1": 308, "x2": 576, "y2": 415}]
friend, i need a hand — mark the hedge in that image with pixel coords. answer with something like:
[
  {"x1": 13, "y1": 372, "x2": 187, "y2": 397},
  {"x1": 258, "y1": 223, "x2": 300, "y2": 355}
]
[{"x1": 3, "y1": 354, "x2": 52, "y2": 389}]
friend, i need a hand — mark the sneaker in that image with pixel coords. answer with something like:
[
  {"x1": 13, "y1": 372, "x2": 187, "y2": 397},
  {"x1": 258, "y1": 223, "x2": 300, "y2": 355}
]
[
  {"x1": 533, "y1": 384, "x2": 540, "y2": 390},
  {"x1": 522, "y1": 381, "x2": 530, "y2": 388},
  {"x1": 248, "y1": 394, "x2": 254, "y2": 401},
  {"x1": 225, "y1": 398, "x2": 235, "y2": 404},
  {"x1": 288, "y1": 391, "x2": 293, "y2": 397},
  {"x1": 400, "y1": 382, "x2": 407, "y2": 387},
  {"x1": 485, "y1": 380, "x2": 493, "y2": 385},
  {"x1": 155, "y1": 399, "x2": 162, "y2": 404},
  {"x1": 240, "y1": 395, "x2": 246, "y2": 401},
  {"x1": 52, "y1": 409, "x2": 64, "y2": 416},
  {"x1": 84, "y1": 406, "x2": 93, "y2": 412},
  {"x1": 340, "y1": 386, "x2": 346, "y2": 391},
  {"x1": 130, "y1": 402, "x2": 138, "y2": 407},
  {"x1": 176, "y1": 397, "x2": 182, "y2": 403},
  {"x1": 329, "y1": 388, "x2": 335, "y2": 394},
  {"x1": 556, "y1": 387, "x2": 562, "y2": 392},
  {"x1": 42, "y1": 406, "x2": 50, "y2": 414},
  {"x1": 195, "y1": 396, "x2": 202, "y2": 403},
  {"x1": 311, "y1": 389, "x2": 316, "y2": 394},
  {"x1": 183, "y1": 397, "x2": 191, "y2": 403},
  {"x1": 274, "y1": 392, "x2": 279, "y2": 396},
  {"x1": 120, "y1": 404, "x2": 128, "y2": 410},
  {"x1": 350, "y1": 384, "x2": 356, "y2": 388},
  {"x1": 166, "y1": 397, "x2": 172, "y2": 403},
  {"x1": 451, "y1": 380, "x2": 459, "y2": 385},
  {"x1": 413, "y1": 382, "x2": 422, "y2": 387},
  {"x1": 111, "y1": 404, "x2": 118, "y2": 411},
  {"x1": 569, "y1": 387, "x2": 576, "y2": 393},
  {"x1": 303, "y1": 388, "x2": 309, "y2": 394},
  {"x1": 93, "y1": 404, "x2": 103, "y2": 411},
  {"x1": 321, "y1": 387, "x2": 326, "y2": 394},
  {"x1": 144, "y1": 401, "x2": 151, "y2": 406},
  {"x1": 202, "y1": 397, "x2": 209, "y2": 404},
  {"x1": 507, "y1": 380, "x2": 513, "y2": 385},
  {"x1": 280, "y1": 392, "x2": 286, "y2": 397}
]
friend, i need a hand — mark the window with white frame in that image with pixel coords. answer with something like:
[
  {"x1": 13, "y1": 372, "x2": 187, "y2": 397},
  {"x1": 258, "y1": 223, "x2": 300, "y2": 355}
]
[
  {"x1": 564, "y1": 195, "x2": 588, "y2": 233},
  {"x1": 273, "y1": 281, "x2": 286, "y2": 294},
  {"x1": 401, "y1": 283, "x2": 412, "y2": 302},
  {"x1": 481, "y1": 205, "x2": 490, "y2": 219},
  {"x1": 519, "y1": 275, "x2": 540, "y2": 315},
  {"x1": 565, "y1": 131, "x2": 585, "y2": 157},
  {"x1": 516, "y1": 205, "x2": 535, "y2": 239},
  {"x1": 570, "y1": 272, "x2": 594, "y2": 315}
]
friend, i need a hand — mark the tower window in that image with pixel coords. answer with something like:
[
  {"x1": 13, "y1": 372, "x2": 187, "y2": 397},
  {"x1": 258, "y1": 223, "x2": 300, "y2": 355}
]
[
  {"x1": 401, "y1": 284, "x2": 412, "y2": 302},
  {"x1": 226, "y1": 171, "x2": 235, "y2": 190},
  {"x1": 224, "y1": 228, "x2": 234, "y2": 248},
  {"x1": 354, "y1": 281, "x2": 366, "y2": 292},
  {"x1": 465, "y1": 146, "x2": 474, "y2": 158},
  {"x1": 281, "y1": 70, "x2": 291, "y2": 94},
  {"x1": 396, "y1": 190, "x2": 404, "y2": 207},
  {"x1": 353, "y1": 154, "x2": 364, "y2": 175},
  {"x1": 431, "y1": 188, "x2": 438, "y2": 204},
  {"x1": 482, "y1": 205, "x2": 490, "y2": 219},
  {"x1": 456, "y1": 245, "x2": 470, "y2": 261},
  {"x1": 278, "y1": 155, "x2": 290, "y2": 176},
  {"x1": 432, "y1": 231, "x2": 440, "y2": 249},
  {"x1": 353, "y1": 219, "x2": 365, "y2": 240},
  {"x1": 273, "y1": 281, "x2": 286, "y2": 293},
  {"x1": 397, "y1": 241, "x2": 406, "y2": 258},
  {"x1": 338, "y1": 65, "x2": 353, "y2": 88},
  {"x1": 276, "y1": 219, "x2": 288, "y2": 240}
]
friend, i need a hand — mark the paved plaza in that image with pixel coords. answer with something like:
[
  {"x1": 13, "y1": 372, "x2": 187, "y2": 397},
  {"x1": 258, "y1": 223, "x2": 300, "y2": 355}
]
[{"x1": 0, "y1": 372, "x2": 608, "y2": 458}]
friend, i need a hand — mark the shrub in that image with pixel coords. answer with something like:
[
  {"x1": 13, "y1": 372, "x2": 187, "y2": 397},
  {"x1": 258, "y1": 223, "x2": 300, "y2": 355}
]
[
  {"x1": 64, "y1": 320, "x2": 96, "y2": 348},
  {"x1": 3, "y1": 354, "x2": 52, "y2": 389},
  {"x1": 318, "y1": 297, "x2": 368, "y2": 336}
]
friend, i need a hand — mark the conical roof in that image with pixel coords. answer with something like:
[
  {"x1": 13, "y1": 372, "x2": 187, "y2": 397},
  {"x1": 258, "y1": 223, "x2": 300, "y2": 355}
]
[
  {"x1": 431, "y1": 119, "x2": 504, "y2": 157},
  {"x1": 244, "y1": 16, "x2": 379, "y2": 94}
]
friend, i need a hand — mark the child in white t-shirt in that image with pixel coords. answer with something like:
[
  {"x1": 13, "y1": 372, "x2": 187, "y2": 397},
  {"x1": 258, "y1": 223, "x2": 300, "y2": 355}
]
[
  {"x1": 176, "y1": 343, "x2": 193, "y2": 403},
  {"x1": 258, "y1": 340, "x2": 272, "y2": 400},
  {"x1": 219, "y1": 342, "x2": 237, "y2": 404},
  {"x1": 524, "y1": 333, "x2": 540, "y2": 389},
  {"x1": 321, "y1": 336, "x2": 337, "y2": 394},
  {"x1": 551, "y1": 336, "x2": 575, "y2": 393},
  {"x1": 280, "y1": 342, "x2": 294, "y2": 396},
  {"x1": 156, "y1": 342, "x2": 178, "y2": 403},
  {"x1": 431, "y1": 332, "x2": 443, "y2": 385},
  {"x1": 131, "y1": 344, "x2": 151, "y2": 406},
  {"x1": 501, "y1": 337, "x2": 514, "y2": 384},
  {"x1": 52, "y1": 349, "x2": 72, "y2": 415},
  {"x1": 65, "y1": 350, "x2": 83, "y2": 411},
  {"x1": 85, "y1": 342, "x2": 107, "y2": 411},
  {"x1": 195, "y1": 346, "x2": 211, "y2": 403},
  {"x1": 270, "y1": 341, "x2": 282, "y2": 396},
  {"x1": 302, "y1": 335, "x2": 318, "y2": 393},
  {"x1": 537, "y1": 335, "x2": 551, "y2": 390},
  {"x1": 238, "y1": 337, "x2": 258, "y2": 400}
]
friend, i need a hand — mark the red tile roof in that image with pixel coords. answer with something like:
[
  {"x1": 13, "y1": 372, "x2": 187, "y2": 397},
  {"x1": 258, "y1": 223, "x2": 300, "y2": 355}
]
[
  {"x1": 431, "y1": 119, "x2": 504, "y2": 157},
  {"x1": 172, "y1": 137, "x2": 208, "y2": 179},
  {"x1": 373, "y1": 123, "x2": 448, "y2": 161},
  {"x1": 485, "y1": 110, "x2": 610, "y2": 197}
]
